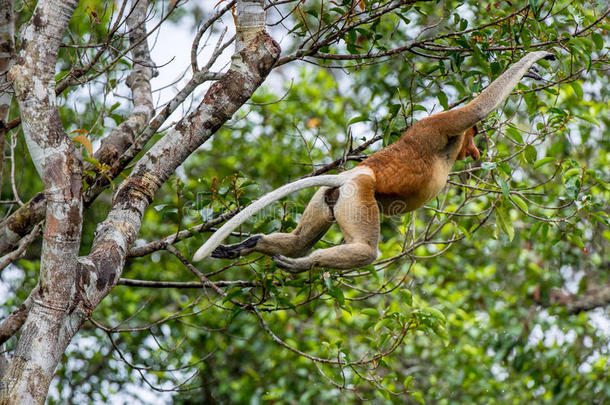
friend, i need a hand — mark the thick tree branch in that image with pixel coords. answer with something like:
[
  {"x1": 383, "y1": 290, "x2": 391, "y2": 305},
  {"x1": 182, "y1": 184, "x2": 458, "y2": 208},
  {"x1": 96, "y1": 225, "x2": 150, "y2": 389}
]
[
  {"x1": 548, "y1": 284, "x2": 610, "y2": 314},
  {"x1": 84, "y1": 68, "x2": 221, "y2": 202},
  {"x1": 118, "y1": 278, "x2": 256, "y2": 289},
  {"x1": 1, "y1": 0, "x2": 81, "y2": 401},
  {"x1": 88, "y1": 0, "x2": 156, "y2": 177},
  {"x1": 80, "y1": 4, "x2": 280, "y2": 309},
  {"x1": 7, "y1": 0, "x2": 82, "y2": 302},
  {"x1": 0, "y1": 285, "x2": 38, "y2": 382},
  {"x1": 0, "y1": 193, "x2": 46, "y2": 257},
  {"x1": 0, "y1": 3, "x2": 235, "y2": 257},
  {"x1": 0, "y1": 0, "x2": 156, "y2": 254},
  {"x1": 0, "y1": 303, "x2": 28, "y2": 347},
  {"x1": 0, "y1": 222, "x2": 41, "y2": 274},
  {"x1": 0, "y1": 0, "x2": 15, "y2": 190}
]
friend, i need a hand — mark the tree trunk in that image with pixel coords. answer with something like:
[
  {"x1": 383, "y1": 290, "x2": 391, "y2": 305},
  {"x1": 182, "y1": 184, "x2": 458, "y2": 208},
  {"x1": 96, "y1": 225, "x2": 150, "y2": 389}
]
[{"x1": 0, "y1": 1, "x2": 278, "y2": 403}]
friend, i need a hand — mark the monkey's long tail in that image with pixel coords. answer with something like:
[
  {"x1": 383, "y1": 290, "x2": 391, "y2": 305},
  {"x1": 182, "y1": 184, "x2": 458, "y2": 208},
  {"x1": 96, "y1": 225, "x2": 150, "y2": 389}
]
[{"x1": 192, "y1": 174, "x2": 347, "y2": 262}]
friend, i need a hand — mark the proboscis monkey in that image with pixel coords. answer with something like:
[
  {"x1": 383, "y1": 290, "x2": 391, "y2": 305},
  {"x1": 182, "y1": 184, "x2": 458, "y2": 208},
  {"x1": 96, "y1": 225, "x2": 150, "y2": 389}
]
[{"x1": 193, "y1": 51, "x2": 555, "y2": 272}]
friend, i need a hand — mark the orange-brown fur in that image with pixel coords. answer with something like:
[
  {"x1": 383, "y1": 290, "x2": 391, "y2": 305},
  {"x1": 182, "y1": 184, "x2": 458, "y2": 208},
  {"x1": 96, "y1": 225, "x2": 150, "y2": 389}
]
[
  {"x1": 212, "y1": 125, "x2": 478, "y2": 271},
  {"x1": 362, "y1": 116, "x2": 479, "y2": 215},
  {"x1": 207, "y1": 51, "x2": 554, "y2": 271}
]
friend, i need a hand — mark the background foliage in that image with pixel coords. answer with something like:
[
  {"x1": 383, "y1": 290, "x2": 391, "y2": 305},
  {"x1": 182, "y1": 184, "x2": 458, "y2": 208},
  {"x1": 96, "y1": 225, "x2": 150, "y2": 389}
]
[{"x1": 1, "y1": 0, "x2": 609, "y2": 403}]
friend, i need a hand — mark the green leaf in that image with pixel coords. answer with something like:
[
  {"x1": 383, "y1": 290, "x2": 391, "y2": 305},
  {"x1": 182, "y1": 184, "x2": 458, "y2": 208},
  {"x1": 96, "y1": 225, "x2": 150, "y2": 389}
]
[
  {"x1": 498, "y1": 162, "x2": 512, "y2": 176},
  {"x1": 528, "y1": 0, "x2": 539, "y2": 18},
  {"x1": 497, "y1": 177, "x2": 510, "y2": 197},
  {"x1": 380, "y1": 389, "x2": 391, "y2": 400},
  {"x1": 412, "y1": 104, "x2": 427, "y2": 112},
  {"x1": 412, "y1": 391, "x2": 425, "y2": 404},
  {"x1": 496, "y1": 206, "x2": 515, "y2": 242},
  {"x1": 422, "y1": 307, "x2": 446, "y2": 322},
  {"x1": 592, "y1": 32, "x2": 604, "y2": 50},
  {"x1": 396, "y1": 13, "x2": 410, "y2": 25},
  {"x1": 543, "y1": 87, "x2": 558, "y2": 96},
  {"x1": 437, "y1": 91, "x2": 449, "y2": 110},
  {"x1": 577, "y1": 37, "x2": 594, "y2": 52},
  {"x1": 403, "y1": 376, "x2": 413, "y2": 390},
  {"x1": 506, "y1": 126, "x2": 523, "y2": 143},
  {"x1": 223, "y1": 287, "x2": 244, "y2": 303},
  {"x1": 533, "y1": 156, "x2": 555, "y2": 169},
  {"x1": 524, "y1": 145, "x2": 537, "y2": 164},
  {"x1": 510, "y1": 195, "x2": 528, "y2": 212},
  {"x1": 571, "y1": 81, "x2": 583, "y2": 99},
  {"x1": 228, "y1": 308, "x2": 242, "y2": 324},
  {"x1": 481, "y1": 162, "x2": 497, "y2": 171},
  {"x1": 400, "y1": 289, "x2": 413, "y2": 306},
  {"x1": 362, "y1": 308, "x2": 378, "y2": 317},
  {"x1": 348, "y1": 115, "x2": 369, "y2": 125},
  {"x1": 568, "y1": 234, "x2": 585, "y2": 249},
  {"x1": 529, "y1": 221, "x2": 541, "y2": 238},
  {"x1": 431, "y1": 323, "x2": 450, "y2": 346},
  {"x1": 563, "y1": 167, "x2": 581, "y2": 180},
  {"x1": 388, "y1": 104, "x2": 401, "y2": 116},
  {"x1": 374, "y1": 318, "x2": 394, "y2": 332},
  {"x1": 328, "y1": 287, "x2": 345, "y2": 306},
  {"x1": 368, "y1": 264, "x2": 380, "y2": 281},
  {"x1": 576, "y1": 113, "x2": 600, "y2": 126}
]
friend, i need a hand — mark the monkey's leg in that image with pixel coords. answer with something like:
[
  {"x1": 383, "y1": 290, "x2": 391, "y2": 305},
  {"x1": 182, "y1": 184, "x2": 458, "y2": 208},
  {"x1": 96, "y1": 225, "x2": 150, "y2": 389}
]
[
  {"x1": 273, "y1": 174, "x2": 379, "y2": 272},
  {"x1": 211, "y1": 187, "x2": 335, "y2": 259}
]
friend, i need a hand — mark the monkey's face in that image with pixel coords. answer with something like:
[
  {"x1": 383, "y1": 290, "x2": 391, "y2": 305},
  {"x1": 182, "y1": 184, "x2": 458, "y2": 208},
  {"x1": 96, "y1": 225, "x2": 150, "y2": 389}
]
[{"x1": 457, "y1": 125, "x2": 480, "y2": 161}]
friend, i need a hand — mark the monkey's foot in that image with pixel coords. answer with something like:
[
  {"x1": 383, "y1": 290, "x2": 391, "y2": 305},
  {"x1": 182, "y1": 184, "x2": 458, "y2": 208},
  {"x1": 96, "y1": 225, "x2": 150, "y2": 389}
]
[
  {"x1": 211, "y1": 234, "x2": 262, "y2": 259},
  {"x1": 272, "y1": 255, "x2": 314, "y2": 273}
]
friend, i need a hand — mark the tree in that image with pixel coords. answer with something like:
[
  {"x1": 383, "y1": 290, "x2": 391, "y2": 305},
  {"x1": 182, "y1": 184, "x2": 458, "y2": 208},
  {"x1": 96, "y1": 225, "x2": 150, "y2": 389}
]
[{"x1": 0, "y1": 0, "x2": 608, "y2": 403}]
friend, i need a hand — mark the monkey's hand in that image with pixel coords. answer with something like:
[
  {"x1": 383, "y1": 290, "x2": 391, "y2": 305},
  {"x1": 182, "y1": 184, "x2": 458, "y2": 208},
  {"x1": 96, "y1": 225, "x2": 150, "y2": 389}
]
[
  {"x1": 210, "y1": 244, "x2": 241, "y2": 259},
  {"x1": 524, "y1": 65, "x2": 544, "y2": 81},
  {"x1": 273, "y1": 255, "x2": 314, "y2": 273},
  {"x1": 211, "y1": 235, "x2": 262, "y2": 259},
  {"x1": 524, "y1": 52, "x2": 555, "y2": 81}
]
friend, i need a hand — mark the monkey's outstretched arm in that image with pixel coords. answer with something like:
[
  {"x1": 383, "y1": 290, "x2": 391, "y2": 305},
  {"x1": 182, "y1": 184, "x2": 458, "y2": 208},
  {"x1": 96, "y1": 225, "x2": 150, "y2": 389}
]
[
  {"x1": 192, "y1": 172, "x2": 354, "y2": 262},
  {"x1": 439, "y1": 51, "x2": 555, "y2": 135}
]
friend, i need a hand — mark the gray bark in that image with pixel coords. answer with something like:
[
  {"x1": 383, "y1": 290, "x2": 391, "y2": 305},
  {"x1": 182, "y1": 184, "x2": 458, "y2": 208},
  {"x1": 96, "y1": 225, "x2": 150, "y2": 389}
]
[
  {"x1": 0, "y1": 0, "x2": 15, "y2": 190},
  {"x1": 548, "y1": 283, "x2": 610, "y2": 314},
  {"x1": 0, "y1": 1, "x2": 279, "y2": 403},
  {"x1": 0, "y1": 1, "x2": 225, "y2": 257},
  {"x1": 91, "y1": 0, "x2": 156, "y2": 175},
  {"x1": 1, "y1": 0, "x2": 81, "y2": 402}
]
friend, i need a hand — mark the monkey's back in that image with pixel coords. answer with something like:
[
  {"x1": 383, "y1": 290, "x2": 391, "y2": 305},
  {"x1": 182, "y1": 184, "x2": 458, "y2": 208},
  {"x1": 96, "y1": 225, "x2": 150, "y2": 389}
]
[{"x1": 359, "y1": 137, "x2": 449, "y2": 215}]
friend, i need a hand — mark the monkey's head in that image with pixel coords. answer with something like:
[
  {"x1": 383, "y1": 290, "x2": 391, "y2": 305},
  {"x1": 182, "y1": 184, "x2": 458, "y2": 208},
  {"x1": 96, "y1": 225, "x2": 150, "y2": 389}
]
[{"x1": 457, "y1": 125, "x2": 480, "y2": 161}]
